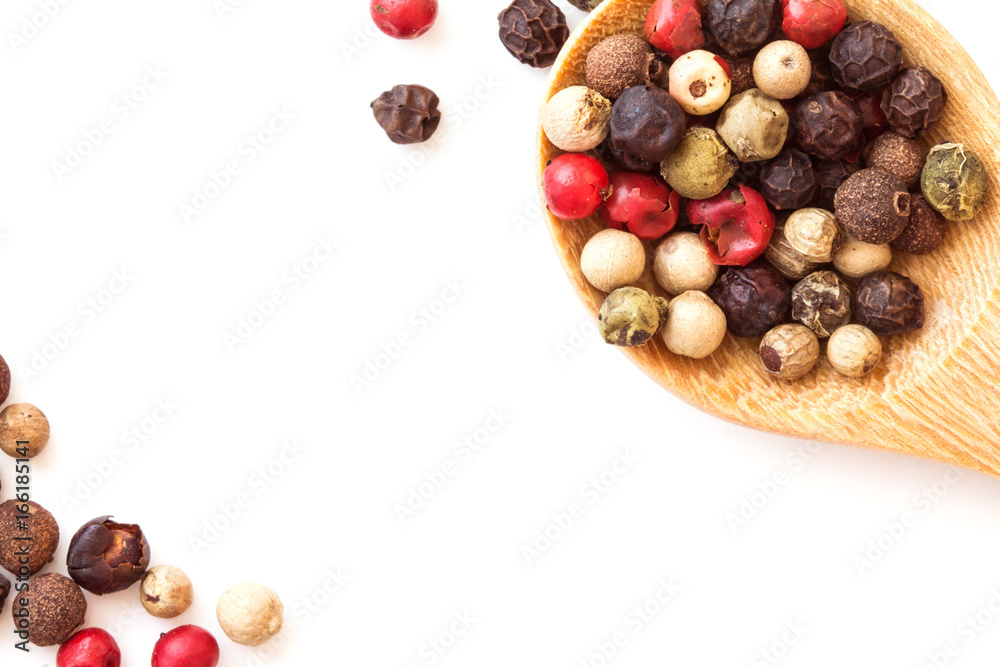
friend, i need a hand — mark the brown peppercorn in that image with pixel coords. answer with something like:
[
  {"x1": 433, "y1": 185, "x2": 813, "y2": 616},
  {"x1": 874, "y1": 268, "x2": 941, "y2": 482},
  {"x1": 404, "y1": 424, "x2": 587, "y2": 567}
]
[
  {"x1": 708, "y1": 261, "x2": 791, "y2": 337},
  {"x1": 598, "y1": 137, "x2": 659, "y2": 173},
  {"x1": 791, "y1": 270, "x2": 851, "y2": 338},
  {"x1": 67, "y1": 516, "x2": 151, "y2": 595},
  {"x1": 828, "y1": 21, "x2": 903, "y2": 91},
  {"x1": 813, "y1": 158, "x2": 861, "y2": 209},
  {"x1": 0, "y1": 403, "x2": 50, "y2": 459},
  {"x1": 834, "y1": 168, "x2": 910, "y2": 244},
  {"x1": 0, "y1": 573, "x2": 9, "y2": 612},
  {"x1": 726, "y1": 55, "x2": 756, "y2": 95},
  {"x1": 765, "y1": 221, "x2": 820, "y2": 280},
  {"x1": 794, "y1": 91, "x2": 863, "y2": 161},
  {"x1": 864, "y1": 131, "x2": 927, "y2": 188},
  {"x1": 760, "y1": 148, "x2": 817, "y2": 210},
  {"x1": 881, "y1": 67, "x2": 948, "y2": 138},
  {"x1": 892, "y1": 195, "x2": 947, "y2": 255},
  {"x1": 0, "y1": 500, "x2": 59, "y2": 576},
  {"x1": 370, "y1": 85, "x2": 441, "y2": 145},
  {"x1": 856, "y1": 271, "x2": 924, "y2": 335},
  {"x1": 12, "y1": 573, "x2": 87, "y2": 647},
  {"x1": 0, "y1": 354, "x2": 8, "y2": 406},
  {"x1": 586, "y1": 34, "x2": 664, "y2": 101},
  {"x1": 706, "y1": 0, "x2": 780, "y2": 55},
  {"x1": 609, "y1": 86, "x2": 687, "y2": 163},
  {"x1": 497, "y1": 0, "x2": 569, "y2": 68}
]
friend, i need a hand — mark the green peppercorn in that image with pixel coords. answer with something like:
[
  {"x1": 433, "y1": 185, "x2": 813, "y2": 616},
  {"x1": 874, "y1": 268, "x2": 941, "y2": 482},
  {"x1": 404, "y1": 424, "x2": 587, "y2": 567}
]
[
  {"x1": 921, "y1": 142, "x2": 989, "y2": 222},
  {"x1": 660, "y1": 127, "x2": 739, "y2": 200},
  {"x1": 598, "y1": 287, "x2": 670, "y2": 347}
]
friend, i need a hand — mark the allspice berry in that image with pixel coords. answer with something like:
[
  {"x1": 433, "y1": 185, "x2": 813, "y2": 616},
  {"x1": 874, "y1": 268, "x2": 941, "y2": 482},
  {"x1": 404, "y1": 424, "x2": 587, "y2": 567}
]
[
  {"x1": 921, "y1": 143, "x2": 989, "y2": 222},
  {"x1": 12, "y1": 573, "x2": 87, "y2": 647},
  {"x1": 654, "y1": 232, "x2": 719, "y2": 295},
  {"x1": 0, "y1": 403, "x2": 50, "y2": 459},
  {"x1": 586, "y1": 34, "x2": 663, "y2": 101},
  {"x1": 832, "y1": 234, "x2": 892, "y2": 279},
  {"x1": 217, "y1": 582, "x2": 284, "y2": 647},
  {"x1": 0, "y1": 500, "x2": 59, "y2": 576},
  {"x1": 580, "y1": 229, "x2": 646, "y2": 293},
  {"x1": 140, "y1": 565, "x2": 194, "y2": 619},
  {"x1": 660, "y1": 127, "x2": 738, "y2": 200},
  {"x1": 855, "y1": 271, "x2": 924, "y2": 335},
  {"x1": 67, "y1": 516, "x2": 151, "y2": 595},
  {"x1": 827, "y1": 324, "x2": 882, "y2": 378},
  {"x1": 834, "y1": 168, "x2": 911, "y2": 244},
  {"x1": 784, "y1": 208, "x2": 841, "y2": 263},
  {"x1": 864, "y1": 131, "x2": 927, "y2": 189},
  {"x1": 881, "y1": 67, "x2": 948, "y2": 138},
  {"x1": 765, "y1": 222, "x2": 820, "y2": 280},
  {"x1": 791, "y1": 271, "x2": 851, "y2": 338},
  {"x1": 716, "y1": 89, "x2": 789, "y2": 162},
  {"x1": 893, "y1": 195, "x2": 947, "y2": 255},
  {"x1": 661, "y1": 291, "x2": 728, "y2": 359},
  {"x1": 598, "y1": 287, "x2": 670, "y2": 347},
  {"x1": 541, "y1": 86, "x2": 612, "y2": 152},
  {"x1": 759, "y1": 324, "x2": 820, "y2": 380}
]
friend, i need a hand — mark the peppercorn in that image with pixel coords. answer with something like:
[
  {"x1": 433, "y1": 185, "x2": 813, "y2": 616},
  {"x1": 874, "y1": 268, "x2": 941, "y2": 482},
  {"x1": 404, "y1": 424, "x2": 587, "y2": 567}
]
[
  {"x1": 760, "y1": 148, "x2": 817, "y2": 210},
  {"x1": 67, "y1": 516, "x2": 151, "y2": 595},
  {"x1": 832, "y1": 234, "x2": 892, "y2": 278},
  {"x1": 543, "y1": 153, "x2": 610, "y2": 220},
  {"x1": 645, "y1": 0, "x2": 705, "y2": 59},
  {"x1": 609, "y1": 86, "x2": 687, "y2": 163},
  {"x1": 580, "y1": 229, "x2": 646, "y2": 293},
  {"x1": 598, "y1": 287, "x2": 671, "y2": 346},
  {"x1": 794, "y1": 91, "x2": 863, "y2": 160},
  {"x1": 0, "y1": 500, "x2": 59, "y2": 576},
  {"x1": 601, "y1": 171, "x2": 680, "y2": 240},
  {"x1": 753, "y1": 40, "x2": 812, "y2": 100},
  {"x1": 660, "y1": 127, "x2": 738, "y2": 200},
  {"x1": 881, "y1": 67, "x2": 948, "y2": 138},
  {"x1": 0, "y1": 574, "x2": 9, "y2": 612},
  {"x1": 863, "y1": 131, "x2": 926, "y2": 188},
  {"x1": 813, "y1": 158, "x2": 861, "y2": 209},
  {"x1": 709, "y1": 262, "x2": 791, "y2": 337},
  {"x1": 0, "y1": 403, "x2": 49, "y2": 459},
  {"x1": 764, "y1": 221, "x2": 820, "y2": 280},
  {"x1": 668, "y1": 50, "x2": 732, "y2": 115},
  {"x1": 654, "y1": 231, "x2": 720, "y2": 295},
  {"x1": 893, "y1": 195, "x2": 947, "y2": 255},
  {"x1": 598, "y1": 137, "x2": 659, "y2": 173},
  {"x1": 855, "y1": 271, "x2": 924, "y2": 335},
  {"x1": 568, "y1": 0, "x2": 602, "y2": 10},
  {"x1": 141, "y1": 565, "x2": 195, "y2": 619},
  {"x1": 217, "y1": 582, "x2": 284, "y2": 647},
  {"x1": 586, "y1": 34, "x2": 664, "y2": 101},
  {"x1": 921, "y1": 142, "x2": 989, "y2": 222},
  {"x1": 0, "y1": 354, "x2": 10, "y2": 406},
  {"x1": 759, "y1": 324, "x2": 820, "y2": 379},
  {"x1": 854, "y1": 89, "x2": 890, "y2": 140},
  {"x1": 706, "y1": 0, "x2": 780, "y2": 55},
  {"x1": 370, "y1": 85, "x2": 441, "y2": 145},
  {"x1": 497, "y1": 0, "x2": 569, "y2": 68},
  {"x1": 12, "y1": 573, "x2": 87, "y2": 647},
  {"x1": 784, "y1": 207, "x2": 841, "y2": 262},
  {"x1": 834, "y1": 168, "x2": 910, "y2": 244},
  {"x1": 661, "y1": 290, "x2": 728, "y2": 358},
  {"x1": 727, "y1": 55, "x2": 756, "y2": 95},
  {"x1": 791, "y1": 270, "x2": 851, "y2": 337},
  {"x1": 828, "y1": 21, "x2": 902, "y2": 91},
  {"x1": 827, "y1": 324, "x2": 882, "y2": 377},
  {"x1": 541, "y1": 86, "x2": 612, "y2": 152},
  {"x1": 716, "y1": 89, "x2": 789, "y2": 162},
  {"x1": 688, "y1": 185, "x2": 776, "y2": 265}
]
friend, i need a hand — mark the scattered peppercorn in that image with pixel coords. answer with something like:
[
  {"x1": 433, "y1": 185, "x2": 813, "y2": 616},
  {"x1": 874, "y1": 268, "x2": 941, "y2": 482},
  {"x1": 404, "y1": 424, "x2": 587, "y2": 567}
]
[
  {"x1": 67, "y1": 516, "x2": 151, "y2": 595},
  {"x1": 794, "y1": 91, "x2": 863, "y2": 160},
  {"x1": 370, "y1": 85, "x2": 441, "y2": 145},
  {"x1": 706, "y1": 0, "x2": 780, "y2": 55},
  {"x1": 855, "y1": 271, "x2": 924, "y2": 335},
  {"x1": 760, "y1": 148, "x2": 817, "y2": 210},
  {"x1": 881, "y1": 67, "x2": 947, "y2": 138},
  {"x1": 598, "y1": 287, "x2": 671, "y2": 346},
  {"x1": 216, "y1": 582, "x2": 284, "y2": 647},
  {"x1": 893, "y1": 195, "x2": 947, "y2": 255},
  {"x1": 610, "y1": 85, "x2": 687, "y2": 163},
  {"x1": 662, "y1": 290, "x2": 728, "y2": 358},
  {"x1": 759, "y1": 323, "x2": 820, "y2": 379},
  {"x1": 0, "y1": 500, "x2": 59, "y2": 576},
  {"x1": 827, "y1": 324, "x2": 882, "y2": 377},
  {"x1": 834, "y1": 168, "x2": 910, "y2": 244},
  {"x1": 12, "y1": 573, "x2": 87, "y2": 647},
  {"x1": 498, "y1": 0, "x2": 569, "y2": 68},
  {"x1": 0, "y1": 402, "x2": 49, "y2": 459},
  {"x1": 863, "y1": 131, "x2": 926, "y2": 188},
  {"x1": 716, "y1": 89, "x2": 789, "y2": 162},
  {"x1": 828, "y1": 21, "x2": 903, "y2": 91},
  {"x1": 921, "y1": 142, "x2": 989, "y2": 222},
  {"x1": 791, "y1": 270, "x2": 851, "y2": 337},
  {"x1": 709, "y1": 261, "x2": 790, "y2": 337},
  {"x1": 543, "y1": 153, "x2": 610, "y2": 220},
  {"x1": 141, "y1": 565, "x2": 195, "y2": 619},
  {"x1": 586, "y1": 34, "x2": 664, "y2": 101},
  {"x1": 661, "y1": 126, "x2": 738, "y2": 200},
  {"x1": 813, "y1": 158, "x2": 861, "y2": 208}
]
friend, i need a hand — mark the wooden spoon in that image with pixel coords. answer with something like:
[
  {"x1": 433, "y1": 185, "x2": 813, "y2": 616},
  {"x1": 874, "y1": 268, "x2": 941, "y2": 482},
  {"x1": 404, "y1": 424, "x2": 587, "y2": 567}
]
[{"x1": 537, "y1": 0, "x2": 1000, "y2": 475}]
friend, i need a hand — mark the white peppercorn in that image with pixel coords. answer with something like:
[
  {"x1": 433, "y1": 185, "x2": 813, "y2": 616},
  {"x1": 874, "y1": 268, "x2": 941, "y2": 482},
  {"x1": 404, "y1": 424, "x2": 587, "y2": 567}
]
[
  {"x1": 580, "y1": 229, "x2": 646, "y2": 293},
  {"x1": 753, "y1": 41, "x2": 812, "y2": 100},
  {"x1": 653, "y1": 232, "x2": 719, "y2": 295},
  {"x1": 140, "y1": 565, "x2": 194, "y2": 619},
  {"x1": 217, "y1": 582, "x2": 284, "y2": 647},
  {"x1": 832, "y1": 234, "x2": 892, "y2": 279},
  {"x1": 661, "y1": 291, "x2": 727, "y2": 359},
  {"x1": 827, "y1": 324, "x2": 882, "y2": 377},
  {"x1": 765, "y1": 222, "x2": 820, "y2": 280},
  {"x1": 541, "y1": 86, "x2": 613, "y2": 152},
  {"x1": 785, "y1": 208, "x2": 841, "y2": 262},
  {"x1": 668, "y1": 50, "x2": 732, "y2": 115},
  {"x1": 759, "y1": 324, "x2": 820, "y2": 380},
  {"x1": 716, "y1": 89, "x2": 789, "y2": 162}
]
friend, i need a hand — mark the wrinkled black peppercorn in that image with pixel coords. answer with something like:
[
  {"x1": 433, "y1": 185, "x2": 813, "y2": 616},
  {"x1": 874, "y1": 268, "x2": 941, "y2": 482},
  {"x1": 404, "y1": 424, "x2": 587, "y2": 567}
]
[
  {"x1": 67, "y1": 516, "x2": 151, "y2": 595},
  {"x1": 794, "y1": 91, "x2": 863, "y2": 160},
  {"x1": 709, "y1": 262, "x2": 790, "y2": 337},
  {"x1": 498, "y1": 0, "x2": 569, "y2": 68},
  {"x1": 829, "y1": 21, "x2": 903, "y2": 91},
  {"x1": 881, "y1": 67, "x2": 948, "y2": 138},
  {"x1": 856, "y1": 271, "x2": 925, "y2": 335},
  {"x1": 813, "y1": 158, "x2": 861, "y2": 209},
  {"x1": 760, "y1": 148, "x2": 817, "y2": 210},
  {"x1": 892, "y1": 195, "x2": 947, "y2": 255},
  {"x1": 609, "y1": 85, "x2": 687, "y2": 163},
  {"x1": 706, "y1": 0, "x2": 779, "y2": 55},
  {"x1": 370, "y1": 85, "x2": 442, "y2": 145}
]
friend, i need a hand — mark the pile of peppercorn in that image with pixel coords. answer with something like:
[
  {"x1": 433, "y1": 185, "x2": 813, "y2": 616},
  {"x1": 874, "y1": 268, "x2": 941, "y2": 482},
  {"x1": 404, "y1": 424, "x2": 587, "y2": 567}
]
[{"x1": 534, "y1": 0, "x2": 989, "y2": 380}]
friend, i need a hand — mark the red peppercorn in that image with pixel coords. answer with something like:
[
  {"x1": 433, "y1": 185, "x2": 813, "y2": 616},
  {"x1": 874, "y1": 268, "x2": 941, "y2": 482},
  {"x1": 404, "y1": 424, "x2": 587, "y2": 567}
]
[
  {"x1": 600, "y1": 172, "x2": 681, "y2": 241},
  {"x1": 542, "y1": 153, "x2": 611, "y2": 220},
  {"x1": 57, "y1": 628, "x2": 121, "y2": 667},
  {"x1": 687, "y1": 185, "x2": 775, "y2": 266},
  {"x1": 781, "y1": 0, "x2": 847, "y2": 50},
  {"x1": 644, "y1": 0, "x2": 705, "y2": 59},
  {"x1": 151, "y1": 626, "x2": 220, "y2": 667},
  {"x1": 370, "y1": 0, "x2": 438, "y2": 40}
]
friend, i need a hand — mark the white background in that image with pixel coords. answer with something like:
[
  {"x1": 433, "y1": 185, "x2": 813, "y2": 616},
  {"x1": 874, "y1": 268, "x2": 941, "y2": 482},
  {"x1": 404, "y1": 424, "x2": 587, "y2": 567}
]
[{"x1": 1, "y1": 0, "x2": 999, "y2": 665}]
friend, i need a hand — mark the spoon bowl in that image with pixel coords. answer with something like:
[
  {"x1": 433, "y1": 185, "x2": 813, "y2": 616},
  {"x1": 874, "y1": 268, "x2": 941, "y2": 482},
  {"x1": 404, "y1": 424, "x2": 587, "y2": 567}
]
[{"x1": 537, "y1": 0, "x2": 1000, "y2": 475}]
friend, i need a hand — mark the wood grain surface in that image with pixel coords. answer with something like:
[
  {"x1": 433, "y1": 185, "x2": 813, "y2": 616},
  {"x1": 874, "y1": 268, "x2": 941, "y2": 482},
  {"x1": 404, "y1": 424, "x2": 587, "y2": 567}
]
[{"x1": 536, "y1": 0, "x2": 1000, "y2": 475}]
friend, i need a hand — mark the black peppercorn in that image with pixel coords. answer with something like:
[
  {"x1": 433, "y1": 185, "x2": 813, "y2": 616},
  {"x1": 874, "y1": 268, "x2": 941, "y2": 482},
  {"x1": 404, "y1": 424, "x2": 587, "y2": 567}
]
[
  {"x1": 597, "y1": 137, "x2": 659, "y2": 173},
  {"x1": 498, "y1": 0, "x2": 569, "y2": 68},
  {"x1": 794, "y1": 91, "x2": 863, "y2": 160},
  {"x1": 813, "y1": 158, "x2": 861, "y2": 209},
  {"x1": 370, "y1": 85, "x2": 442, "y2": 145},
  {"x1": 856, "y1": 271, "x2": 925, "y2": 335},
  {"x1": 892, "y1": 195, "x2": 947, "y2": 255},
  {"x1": 609, "y1": 85, "x2": 687, "y2": 163},
  {"x1": 829, "y1": 21, "x2": 903, "y2": 91},
  {"x1": 834, "y1": 168, "x2": 910, "y2": 244},
  {"x1": 706, "y1": 0, "x2": 780, "y2": 55},
  {"x1": 709, "y1": 262, "x2": 791, "y2": 337},
  {"x1": 760, "y1": 148, "x2": 818, "y2": 210},
  {"x1": 67, "y1": 516, "x2": 151, "y2": 595},
  {"x1": 881, "y1": 67, "x2": 948, "y2": 138}
]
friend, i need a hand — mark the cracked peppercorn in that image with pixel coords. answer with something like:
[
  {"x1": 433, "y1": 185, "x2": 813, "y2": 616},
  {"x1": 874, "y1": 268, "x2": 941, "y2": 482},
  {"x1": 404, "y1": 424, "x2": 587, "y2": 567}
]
[{"x1": 67, "y1": 516, "x2": 151, "y2": 595}]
